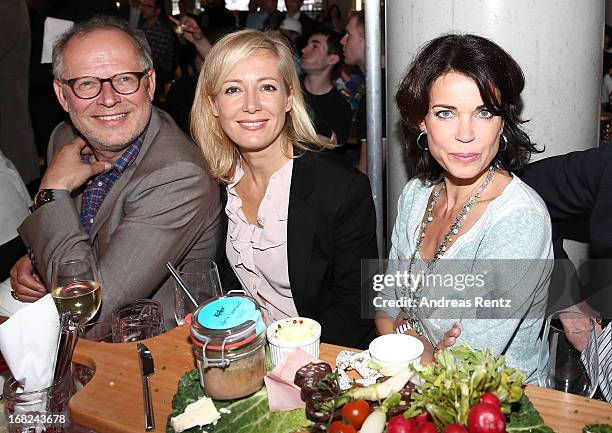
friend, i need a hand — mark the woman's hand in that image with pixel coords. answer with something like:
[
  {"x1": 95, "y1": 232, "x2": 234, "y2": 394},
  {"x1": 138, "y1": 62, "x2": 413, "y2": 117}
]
[
  {"x1": 435, "y1": 321, "x2": 462, "y2": 355},
  {"x1": 392, "y1": 313, "x2": 406, "y2": 332}
]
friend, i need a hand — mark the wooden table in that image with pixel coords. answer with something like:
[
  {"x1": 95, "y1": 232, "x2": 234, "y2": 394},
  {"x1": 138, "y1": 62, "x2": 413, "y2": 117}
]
[{"x1": 71, "y1": 325, "x2": 612, "y2": 433}]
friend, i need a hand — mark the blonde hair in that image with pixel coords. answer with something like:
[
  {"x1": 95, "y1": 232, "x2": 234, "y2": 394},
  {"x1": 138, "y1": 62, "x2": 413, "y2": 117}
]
[{"x1": 191, "y1": 29, "x2": 334, "y2": 183}]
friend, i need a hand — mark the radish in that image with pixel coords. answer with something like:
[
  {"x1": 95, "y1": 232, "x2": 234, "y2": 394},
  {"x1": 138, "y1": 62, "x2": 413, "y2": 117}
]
[
  {"x1": 358, "y1": 409, "x2": 386, "y2": 433},
  {"x1": 479, "y1": 393, "x2": 500, "y2": 409},
  {"x1": 416, "y1": 421, "x2": 438, "y2": 433},
  {"x1": 442, "y1": 424, "x2": 469, "y2": 433},
  {"x1": 413, "y1": 413, "x2": 431, "y2": 425},
  {"x1": 386, "y1": 416, "x2": 417, "y2": 433},
  {"x1": 467, "y1": 403, "x2": 506, "y2": 433},
  {"x1": 344, "y1": 368, "x2": 414, "y2": 403},
  {"x1": 358, "y1": 393, "x2": 403, "y2": 433}
]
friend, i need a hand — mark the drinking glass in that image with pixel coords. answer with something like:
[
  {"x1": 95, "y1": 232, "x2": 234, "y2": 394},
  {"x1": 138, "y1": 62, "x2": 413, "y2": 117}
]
[
  {"x1": 174, "y1": 259, "x2": 223, "y2": 325},
  {"x1": 3, "y1": 371, "x2": 73, "y2": 433},
  {"x1": 538, "y1": 311, "x2": 599, "y2": 397},
  {"x1": 51, "y1": 251, "x2": 102, "y2": 326},
  {"x1": 111, "y1": 299, "x2": 164, "y2": 343},
  {"x1": 81, "y1": 320, "x2": 113, "y2": 343}
]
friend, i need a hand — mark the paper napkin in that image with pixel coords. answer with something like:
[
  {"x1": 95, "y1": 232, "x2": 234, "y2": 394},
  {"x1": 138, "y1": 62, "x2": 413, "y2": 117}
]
[{"x1": 0, "y1": 294, "x2": 59, "y2": 391}]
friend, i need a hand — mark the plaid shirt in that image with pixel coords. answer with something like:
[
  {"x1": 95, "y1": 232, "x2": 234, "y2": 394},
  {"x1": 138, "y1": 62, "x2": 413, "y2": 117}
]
[{"x1": 80, "y1": 132, "x2": 145, "y2": 233}]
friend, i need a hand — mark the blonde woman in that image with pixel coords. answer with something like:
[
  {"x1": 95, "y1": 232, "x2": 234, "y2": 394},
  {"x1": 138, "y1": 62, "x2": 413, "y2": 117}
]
[{"x1": 191, "y1": 30, "x2": 378, "y2": 348}]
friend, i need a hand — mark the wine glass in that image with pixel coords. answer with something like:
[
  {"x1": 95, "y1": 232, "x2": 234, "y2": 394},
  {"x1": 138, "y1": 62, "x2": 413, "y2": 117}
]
[
  {"x1": 174, "y1": 259, "x2": 223, "y2": 325},
  {"x1": 538, "y1": 311, "x2": 599, "y2": 397},
  {"x1": 51, "y1": 251, "x2": 102, "y2": 326}
]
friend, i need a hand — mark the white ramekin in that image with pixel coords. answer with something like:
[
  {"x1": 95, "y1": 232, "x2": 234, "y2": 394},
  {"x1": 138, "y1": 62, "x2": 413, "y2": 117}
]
[
  {"x1": 266, "y1": 317, "x2": 321, "y2": 366},
  {"x1": 368, "y1": 333, "x2": 424, "y2": 375}
]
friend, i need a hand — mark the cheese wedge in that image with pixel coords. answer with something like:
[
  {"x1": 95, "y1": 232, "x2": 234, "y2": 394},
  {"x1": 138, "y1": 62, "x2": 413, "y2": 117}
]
[{"x1": 170, "y1": 396, "x2": 221, "y2": 433}]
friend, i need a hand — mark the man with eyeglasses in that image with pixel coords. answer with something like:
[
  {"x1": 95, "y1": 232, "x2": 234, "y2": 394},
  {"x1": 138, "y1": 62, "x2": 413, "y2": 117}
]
[{"x1": 9, "y1": 15, "x2": 222, "y2": 329}]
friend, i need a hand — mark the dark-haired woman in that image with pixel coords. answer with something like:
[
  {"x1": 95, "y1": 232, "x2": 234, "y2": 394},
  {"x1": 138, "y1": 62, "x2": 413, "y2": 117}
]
[{"x1": 376, "y1": 34, "x2": 553, "y2": 381}]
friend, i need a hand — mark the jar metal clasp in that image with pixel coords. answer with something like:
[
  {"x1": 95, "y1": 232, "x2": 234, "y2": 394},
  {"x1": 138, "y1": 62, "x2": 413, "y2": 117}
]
[{"x1": 197, "y1": 320, "x2": 257, "y2": 368}]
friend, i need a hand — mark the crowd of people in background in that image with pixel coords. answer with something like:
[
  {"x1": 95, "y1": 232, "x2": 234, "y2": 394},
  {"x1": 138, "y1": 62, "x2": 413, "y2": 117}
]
[{"x1": 12, "y1": 0, "x2": 367, "y2": 179}]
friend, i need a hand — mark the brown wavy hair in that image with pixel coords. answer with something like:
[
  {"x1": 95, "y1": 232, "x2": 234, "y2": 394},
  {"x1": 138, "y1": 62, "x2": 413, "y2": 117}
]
[{"x1": 396, "y1": 33, "x2": 542, "y2": 182}]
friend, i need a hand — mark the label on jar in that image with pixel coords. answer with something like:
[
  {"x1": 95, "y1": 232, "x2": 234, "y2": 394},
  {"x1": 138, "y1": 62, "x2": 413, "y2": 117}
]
[{"x1": 197, "y1": 297, "x2": 265, "y2": 334}]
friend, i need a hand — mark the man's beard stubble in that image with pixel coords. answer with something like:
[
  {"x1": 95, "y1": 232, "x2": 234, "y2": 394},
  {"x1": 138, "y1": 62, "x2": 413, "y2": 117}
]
[{"x1": 68, "y1": 98, "x2": 152, "y2": 157}]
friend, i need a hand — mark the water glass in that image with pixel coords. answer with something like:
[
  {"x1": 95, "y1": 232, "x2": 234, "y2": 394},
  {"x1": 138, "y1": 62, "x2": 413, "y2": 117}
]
[
  {"x1": 538, "y1": 311, "x2": 599, "y2": 397},
  {"x1": 2, "y1": 372, "x2": 73, "y2": 433},
  {"x1": 81, "y1": 321, "x2": 113, "y2": 343},
  {"x1": 110, "y1": 300, "x2": 164, "y2": 343},
  {"x1": 174, "y1": 259, "x2": 223, "y2": 325}
]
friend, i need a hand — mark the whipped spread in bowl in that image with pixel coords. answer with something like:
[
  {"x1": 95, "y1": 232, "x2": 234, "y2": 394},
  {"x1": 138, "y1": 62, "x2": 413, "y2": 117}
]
[
  {"x1": 270, "y1": 318, "x2": 319, "y2": 342},
  {"x1": 266, "y1": 317, "x2": 321, "y2": 366}
]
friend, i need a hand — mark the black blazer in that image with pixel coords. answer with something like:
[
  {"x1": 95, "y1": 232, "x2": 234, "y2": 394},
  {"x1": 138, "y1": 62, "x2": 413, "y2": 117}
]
[
  {"x1": 288, "y1": 150, "x2": 379, "y2": 349},
  {"x1": 521, "y1": 146, "x2": 612, "y2": 318},
  {"x1": 521, "y1": 146, "x2": 612, "y2": 259},
  {"x1": 221, "y1": 150, "x2": 378, "y2": 348}
]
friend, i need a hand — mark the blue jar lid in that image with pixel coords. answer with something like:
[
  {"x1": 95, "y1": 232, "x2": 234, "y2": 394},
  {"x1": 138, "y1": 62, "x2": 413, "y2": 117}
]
[{"x1": 196, "y1": 296, "x2": 266, "y2": 336}]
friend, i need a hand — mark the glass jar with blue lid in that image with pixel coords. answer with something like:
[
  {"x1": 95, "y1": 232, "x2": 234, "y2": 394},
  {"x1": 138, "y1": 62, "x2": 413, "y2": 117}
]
[{"x1": 190, "y1": 290, "x2": 267, "y2": 400}]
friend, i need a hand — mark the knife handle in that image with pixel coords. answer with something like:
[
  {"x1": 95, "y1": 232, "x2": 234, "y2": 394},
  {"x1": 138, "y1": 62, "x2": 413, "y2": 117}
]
[{"x1": 142, "y1": 375, "x2": 155, "y2": 431}]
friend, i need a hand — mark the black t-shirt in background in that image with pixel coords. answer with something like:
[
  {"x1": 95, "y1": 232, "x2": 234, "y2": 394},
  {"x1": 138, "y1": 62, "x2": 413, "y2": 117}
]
[{"x1": 301, "y1": 81, "x2": 352, "y2": 145}]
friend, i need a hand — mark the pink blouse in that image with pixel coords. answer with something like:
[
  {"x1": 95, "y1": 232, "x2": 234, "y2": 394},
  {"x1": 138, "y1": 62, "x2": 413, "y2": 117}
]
[{"x1": 225, "y1": 159, "x2": 298, "y2": 323}]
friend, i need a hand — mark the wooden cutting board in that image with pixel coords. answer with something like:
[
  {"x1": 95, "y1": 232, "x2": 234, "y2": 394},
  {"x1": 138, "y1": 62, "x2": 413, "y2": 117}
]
[
  {"x1": 71, "y1": 325, "x2": 196, "y2": 433},
  {"x1": 71, "y1": 325, "x2": 612, "y2": 433}
]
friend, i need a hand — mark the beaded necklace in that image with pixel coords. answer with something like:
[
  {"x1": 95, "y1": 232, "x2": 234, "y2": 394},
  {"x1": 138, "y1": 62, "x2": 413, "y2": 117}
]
[{"x1": 397, "y1": 165, "x2": 497, "y2": 334}]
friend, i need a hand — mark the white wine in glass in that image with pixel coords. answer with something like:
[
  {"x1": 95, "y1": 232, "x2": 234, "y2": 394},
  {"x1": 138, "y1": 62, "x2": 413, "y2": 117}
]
[{"x1": 51, "y1": 253, "x2": 102, "y2": 325}]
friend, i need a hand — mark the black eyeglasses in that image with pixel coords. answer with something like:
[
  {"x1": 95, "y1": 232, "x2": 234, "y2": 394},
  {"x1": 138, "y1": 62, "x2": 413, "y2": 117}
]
[{"x1": 60, "y1": 70, "x2": 150, "y2": 99}]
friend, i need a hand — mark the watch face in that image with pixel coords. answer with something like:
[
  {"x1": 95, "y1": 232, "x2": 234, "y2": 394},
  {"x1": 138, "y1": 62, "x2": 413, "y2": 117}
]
[{"x1": 35, "y1": 189, "x2": 54, "y2": 207}]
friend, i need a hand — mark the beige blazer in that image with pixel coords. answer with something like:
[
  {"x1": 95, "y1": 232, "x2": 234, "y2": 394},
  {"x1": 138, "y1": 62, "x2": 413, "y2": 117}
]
[{"x1": 19, "y1": 107, "x2": 222, "y2": 327}]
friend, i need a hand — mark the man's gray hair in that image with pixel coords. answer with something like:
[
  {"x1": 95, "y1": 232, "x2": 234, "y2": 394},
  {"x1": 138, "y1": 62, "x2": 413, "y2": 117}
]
[{"x1": 52, "y1": 15, "x2": 154, "y2": 79}]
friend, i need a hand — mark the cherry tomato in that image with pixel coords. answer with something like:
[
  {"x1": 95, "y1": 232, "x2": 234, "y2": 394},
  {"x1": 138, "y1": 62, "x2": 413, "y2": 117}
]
[
  {"x1": 416, "y1": 421, "x2": 439, "y2": 433},
  {"x1": 340, "y1": 399, "x2": 371, "y2": 429},
  {"x1": 387, "y1": 416, "x2": 417, "y2": 433},
  {"x1": 479, "y1": 392, "x2": 501, "y2": 409},
  {"x1": 442, "y1": 423, "x2": 469, "y2": 433},
  {"x1": 413, "y1": 412, "x2": 431, "y2": 425},
  {"x1": 467, "y1": 403, "x2": 506, "y2": 433},
  {"x1": 329, "y1": 420, "x2": 357, "y2": 433}
]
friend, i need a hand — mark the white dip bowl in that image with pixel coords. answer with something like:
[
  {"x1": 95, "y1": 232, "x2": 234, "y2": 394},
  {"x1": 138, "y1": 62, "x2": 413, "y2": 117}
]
[
  {"x1": 266, "y1": 317, "x2": 321, "y2": 366},
  {"x1": 368, "y1": 334, "x2": 424, "y2": 375}
]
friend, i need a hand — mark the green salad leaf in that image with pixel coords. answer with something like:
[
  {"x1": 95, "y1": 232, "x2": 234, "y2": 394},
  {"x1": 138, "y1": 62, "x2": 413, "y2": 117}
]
[
  {"x1": 506, "y1": 393, "x2": 555, "y2": 433},
  {"x1": 583, "y1": 425, "x2": 612, "y2": 433},
  {"x1": 167, "y1": 369, "x2": 312, "y2": 433},
  {"x1": 404, "y1": 343, "x2": 526, "y2": 427}
]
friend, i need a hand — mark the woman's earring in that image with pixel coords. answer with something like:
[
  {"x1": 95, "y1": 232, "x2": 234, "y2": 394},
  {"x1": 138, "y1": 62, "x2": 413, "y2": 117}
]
[
  {"x1": 499, "y1": 134, "x2": 508, "y2": 152},
  {"x1": 416, "y1": 131, "x2": 428, "y2": 151}
]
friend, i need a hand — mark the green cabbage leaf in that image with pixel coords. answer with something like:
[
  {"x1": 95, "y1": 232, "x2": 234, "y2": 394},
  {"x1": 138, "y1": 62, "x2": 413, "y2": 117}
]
[{"x1": 166, "y1": 369, "x2": 311, "y2": 433}]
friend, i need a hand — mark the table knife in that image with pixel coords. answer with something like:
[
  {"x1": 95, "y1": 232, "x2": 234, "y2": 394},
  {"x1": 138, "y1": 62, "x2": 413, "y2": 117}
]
[{"x1": 137, "y1": 343, "x2": 155, "y2": 431}]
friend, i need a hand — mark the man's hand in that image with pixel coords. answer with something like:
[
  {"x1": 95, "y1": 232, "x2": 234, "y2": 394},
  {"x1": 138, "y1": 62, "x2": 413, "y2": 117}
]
[
  {"x1": 9, "y1": 256, "x2": 47, "y2": 302},
  {"x1": 560, "y1": 301, "x2": 603, "y2": 352},
  {"x1": 560, "y1": 305, "x2": 603, "y2": 352},
  {"x1": 170, "y1": 15, "x2": 202, "y2": 44},
  {"x1": 169, "y1": 15, "x2": 212, "y2": 58},
  {"x1": 40, "y1": 137, "x2": 111, "y2": 192}
]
